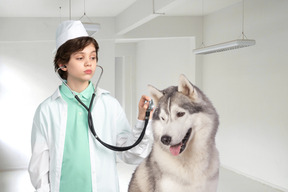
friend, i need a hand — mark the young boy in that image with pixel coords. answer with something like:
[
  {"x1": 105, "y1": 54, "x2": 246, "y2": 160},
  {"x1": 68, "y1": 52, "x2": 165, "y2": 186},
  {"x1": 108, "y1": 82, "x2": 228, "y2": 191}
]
[{"x1": 28, "y1": 20, "x2": 153, "y2": 192}]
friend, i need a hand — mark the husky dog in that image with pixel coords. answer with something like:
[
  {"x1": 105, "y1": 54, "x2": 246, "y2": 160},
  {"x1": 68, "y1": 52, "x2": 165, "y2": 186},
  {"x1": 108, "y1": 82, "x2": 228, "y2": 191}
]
[{"x1": 128, "y1": 74, "x2": 219, "y2": 192}]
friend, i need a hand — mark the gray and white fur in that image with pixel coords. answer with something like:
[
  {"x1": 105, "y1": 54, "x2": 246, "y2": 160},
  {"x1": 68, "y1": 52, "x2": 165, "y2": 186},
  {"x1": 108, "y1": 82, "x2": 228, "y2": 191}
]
[{"x1": 128, "y1": 74, "x2": 219, "y2": 192}]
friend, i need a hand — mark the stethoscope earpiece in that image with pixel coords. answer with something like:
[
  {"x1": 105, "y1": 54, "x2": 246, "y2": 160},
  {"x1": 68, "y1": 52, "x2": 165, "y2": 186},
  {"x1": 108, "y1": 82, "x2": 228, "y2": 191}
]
[{"x1": 59, "y1": 65, "x2": 67, "y2": 69}]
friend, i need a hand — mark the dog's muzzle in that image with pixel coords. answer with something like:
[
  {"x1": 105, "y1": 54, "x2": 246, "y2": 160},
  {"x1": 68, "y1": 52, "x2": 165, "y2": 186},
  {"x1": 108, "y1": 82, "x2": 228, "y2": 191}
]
[{"x1": 161, "y1": 128, "x2": 192, "y2": 156}]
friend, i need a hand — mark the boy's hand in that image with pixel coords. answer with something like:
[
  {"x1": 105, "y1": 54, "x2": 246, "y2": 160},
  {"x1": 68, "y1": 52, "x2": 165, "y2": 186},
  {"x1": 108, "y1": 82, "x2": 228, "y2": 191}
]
[{"x1": 138, "y1": 95, "x2": 153, "y2": 120}]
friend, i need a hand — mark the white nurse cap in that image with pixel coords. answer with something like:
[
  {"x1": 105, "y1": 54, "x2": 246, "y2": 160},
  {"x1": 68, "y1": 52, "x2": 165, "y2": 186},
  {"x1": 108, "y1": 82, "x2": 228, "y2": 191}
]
[{"x1": 55, "y1": 20, "x2": 88, "y2": 51}]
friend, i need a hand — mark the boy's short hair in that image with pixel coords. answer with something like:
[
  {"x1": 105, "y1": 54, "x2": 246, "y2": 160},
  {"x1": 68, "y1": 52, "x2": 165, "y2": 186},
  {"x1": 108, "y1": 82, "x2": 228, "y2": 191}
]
[{"x1": 54, "y1": 36, "x2": 99, "y2": 80}]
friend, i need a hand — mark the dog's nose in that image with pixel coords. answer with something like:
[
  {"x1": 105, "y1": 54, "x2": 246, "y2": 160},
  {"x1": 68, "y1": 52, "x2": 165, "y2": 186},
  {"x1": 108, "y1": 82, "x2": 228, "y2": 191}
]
[{"x1": 161, "y1": 135, "x2": 171, "y2": 145}]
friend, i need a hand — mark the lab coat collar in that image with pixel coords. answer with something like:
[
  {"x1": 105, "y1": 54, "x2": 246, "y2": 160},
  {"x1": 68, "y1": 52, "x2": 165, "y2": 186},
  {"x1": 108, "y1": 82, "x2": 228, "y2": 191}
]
[
  {"x1": 51, "y1": 84, "x2": 110, "y2": 101},
  {"x1": 59, "y1": 81, "x2": 94, "y2": 100}
]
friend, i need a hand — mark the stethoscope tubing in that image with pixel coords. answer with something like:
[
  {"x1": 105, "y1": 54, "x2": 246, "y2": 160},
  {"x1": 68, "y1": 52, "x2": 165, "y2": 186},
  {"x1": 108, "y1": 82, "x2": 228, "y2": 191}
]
[
  {"x1": 56, "y1": 66, "x2": 150, "y2": 152},
  {"x1": 75, "y1": 93, "x2": 150, "y2": 151}
]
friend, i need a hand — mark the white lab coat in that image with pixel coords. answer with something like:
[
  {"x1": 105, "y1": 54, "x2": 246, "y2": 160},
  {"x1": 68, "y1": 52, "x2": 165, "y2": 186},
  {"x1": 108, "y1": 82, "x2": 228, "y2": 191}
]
[{"x1": 28, "y1": 86, "x2": 153, "y2": 192}]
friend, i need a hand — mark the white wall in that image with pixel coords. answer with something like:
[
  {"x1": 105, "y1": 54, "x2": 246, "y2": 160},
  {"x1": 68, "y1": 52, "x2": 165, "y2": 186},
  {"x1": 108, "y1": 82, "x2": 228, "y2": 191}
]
[
  {"x1": 95, "y1": 40, "x2": 116, "y2": 96},
  {"x1": 135, "y1": 38, "x2": 196, "y2": 101},
  {"x1": 115, "y1": 43, "x2": 137, "y2": 125},
  {"x1": 201, "y1": 0, "x2": 288, "y2": 190},
  {"x1": 0, "y1": 41, "x2": 56, "y2": 170}
]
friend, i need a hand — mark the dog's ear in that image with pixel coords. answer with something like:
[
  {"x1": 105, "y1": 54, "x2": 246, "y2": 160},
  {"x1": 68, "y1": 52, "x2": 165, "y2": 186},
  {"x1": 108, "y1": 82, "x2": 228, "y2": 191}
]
[
  {"x1": 148, "y1": 84, "x2": 163, "y2": 106},
  {"x1": 178, "y1": 74, "x2": 201, "y2": 102}
]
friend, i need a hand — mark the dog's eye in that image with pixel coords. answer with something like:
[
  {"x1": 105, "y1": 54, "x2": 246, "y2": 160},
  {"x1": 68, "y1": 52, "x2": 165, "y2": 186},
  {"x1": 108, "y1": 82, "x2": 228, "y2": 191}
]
[
  {"x1": 161, "y1": 117, "x2": 165, "y2": 121},
  {"x1": 176, "y1": 112, "x2": 185, "y2": 118}
]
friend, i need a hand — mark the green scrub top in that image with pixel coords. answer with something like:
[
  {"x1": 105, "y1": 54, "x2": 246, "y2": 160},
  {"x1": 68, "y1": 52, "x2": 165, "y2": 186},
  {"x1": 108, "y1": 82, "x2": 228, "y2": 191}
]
[{"x1": 59, "y1": 82, "x2": 93, "y2": 192}]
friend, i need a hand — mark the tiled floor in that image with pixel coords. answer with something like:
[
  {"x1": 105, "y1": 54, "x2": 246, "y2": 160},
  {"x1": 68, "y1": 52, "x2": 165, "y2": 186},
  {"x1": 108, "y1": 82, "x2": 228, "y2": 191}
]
[{"x1": 0, "y1": 164, "x2": 284, "y2": 192}]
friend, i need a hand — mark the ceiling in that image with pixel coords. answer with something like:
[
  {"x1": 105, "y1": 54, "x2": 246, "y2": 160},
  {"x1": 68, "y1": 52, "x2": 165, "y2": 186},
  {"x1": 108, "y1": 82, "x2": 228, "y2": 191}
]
[{"x1": 0, "y1": 0, "x2": 241, "y2": 18}]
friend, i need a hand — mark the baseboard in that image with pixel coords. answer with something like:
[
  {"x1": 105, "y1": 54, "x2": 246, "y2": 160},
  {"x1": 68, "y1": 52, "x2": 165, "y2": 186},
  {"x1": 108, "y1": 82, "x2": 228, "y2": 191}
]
[
  {"x1": 220, "y1": 164, "x2": 288, "y2": 192},
  {"x1": 0, "y1": 167, "x2": 28, "y2": 172}
]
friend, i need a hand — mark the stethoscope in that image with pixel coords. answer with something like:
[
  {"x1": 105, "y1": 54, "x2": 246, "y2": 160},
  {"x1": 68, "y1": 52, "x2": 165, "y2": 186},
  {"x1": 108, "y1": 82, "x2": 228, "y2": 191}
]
[{"x1": 56, "y1": 65, "x2": 153, "y2": 151}]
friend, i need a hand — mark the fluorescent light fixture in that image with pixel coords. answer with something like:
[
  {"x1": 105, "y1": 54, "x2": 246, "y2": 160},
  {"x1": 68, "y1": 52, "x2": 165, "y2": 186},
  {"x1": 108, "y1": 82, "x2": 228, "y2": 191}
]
[
  {"x1": 193, "y1": 39, "x2": 256, "y2": 55},
  {"x1": 82, "y1": 22, "x2": 100, "y2": 31},
  {"x1": 82, "y1": 22, "x2": 101, "y2": 36}
]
